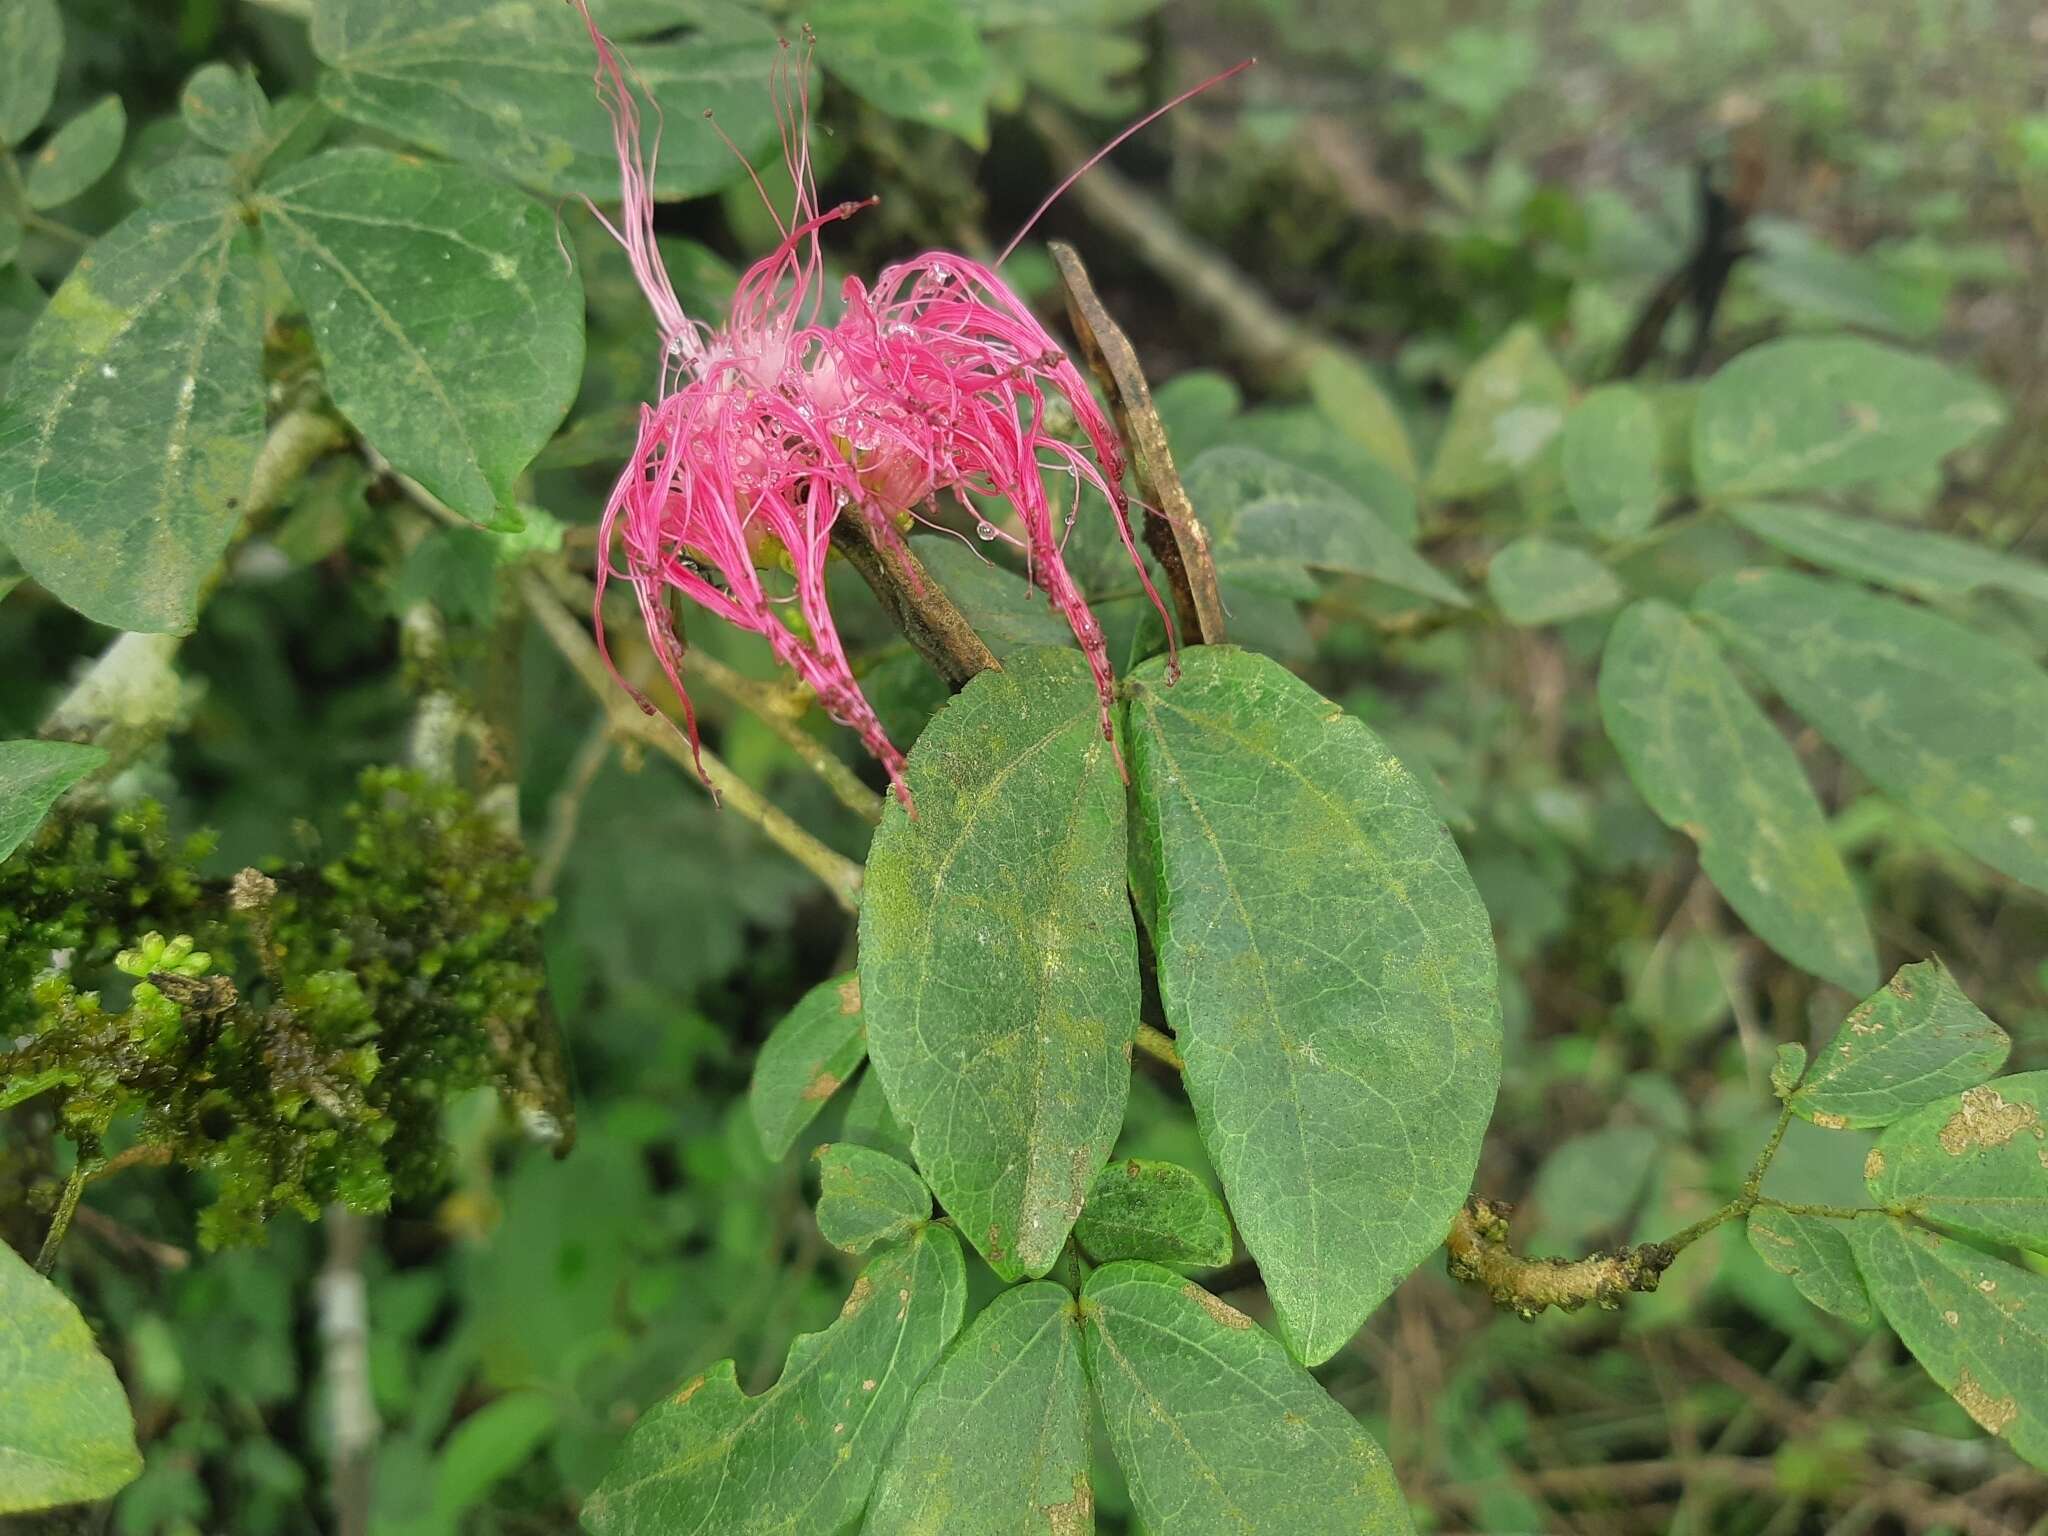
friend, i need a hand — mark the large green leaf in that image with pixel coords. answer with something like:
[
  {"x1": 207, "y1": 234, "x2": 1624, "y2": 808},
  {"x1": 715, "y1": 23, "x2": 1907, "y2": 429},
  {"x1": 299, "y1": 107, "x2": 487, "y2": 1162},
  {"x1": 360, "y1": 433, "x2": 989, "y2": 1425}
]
[
  {"x1": 1127, "y1": 646, "x2": 1500, "y2": 1364},
  {"x1": 1793, "y1": 960, "x2": 2010, "y2": 1130},
  {"x1": 1849, "y1": 1217, "x2": 2048, "y2": 1469},
  {"x1": 0, "y1": 192, "x2": 263, "y2": 632},
  {"x1": 863, "y1": 1283, "x2": 1092, "y2": 1535},
  {"x1": 0, "y1": 739, "x2": 103, "y2": 864},
  {"x1": 1081, "y1": 1264, "x2": 1412, "y2": 1534},
  {"x1": 1599, "y1": 600, "x2": 1876, "y2": 993},
  {"x1": 312, "y1": 0, "x2": 782, "y2": 201},
  {"x1": 257, "y1": 148, "x2": 583, "y2": 523},
  {"x1": 803, "y1": 0, "x2": 992, "y2": 147},
  {"x1": 1487, "y1": 536, "x2": 1621, "y2": 626},
  {"x1": 1425, "y1": 323, "x2": 1571, "y2": 500},
  {"x1": 0, "y1": 1240, "x2": 142, "y2": 1513},
  {"x1": 917, "y1": 540, "x2": 1077, "y2": 656},
  {"x1": 582, "y1": 1224, "x2": 966, "y2": 1535},
  {"x1": 749, "y1": 971, "x2": 867, "y2": 1160},
  {"x1": 1692, "y1": 337, "x2": 2003, "y2": 499},
  {"x1": 813, "y1": 1143, "x2": 932, "y2": 1254},
  {"x1": 1726, "y1": 500, "x2": 2048, "y2": 605},
  {"x1": 0, "y1": 0, "x2": 60, "y2": 147},
  {"x1": 1746, "y1": 1208, "x2": 1873, "y2": 1326},
  {"x1": 860, "y1": 647, "x2": 1139, "y2": 1281},
  {"x1": 1867, "y1": 1073, "x2": 2048, "y2": 1254},
  {"x1": 1075, "y1": 1157, "x2": 1232, "y2": 1269},
  {"x1": 1183, "y1": 445, "x2": 1467, "y2": 608},
  {"x1": 1563, "y1": 383, "x2": 1663, "y2": 539},
  {"x1": 1694, "y1": 571, "x2": 2048, "y2": 894}
]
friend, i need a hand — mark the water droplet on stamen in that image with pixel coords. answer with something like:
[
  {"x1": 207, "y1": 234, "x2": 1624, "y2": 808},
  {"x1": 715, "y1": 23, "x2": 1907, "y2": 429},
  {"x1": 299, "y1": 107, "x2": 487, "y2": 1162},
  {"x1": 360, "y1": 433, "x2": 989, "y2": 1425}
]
[{"x1": 975, "y1": 520, "x2": 996, "y2": 541}]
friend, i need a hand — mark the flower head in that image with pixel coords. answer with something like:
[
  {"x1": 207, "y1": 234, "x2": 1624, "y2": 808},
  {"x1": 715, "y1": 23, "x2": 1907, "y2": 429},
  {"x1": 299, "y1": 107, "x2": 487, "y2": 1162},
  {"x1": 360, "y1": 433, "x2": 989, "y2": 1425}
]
[{"x1": 572, "y1": 2, "x2": 1188, "y2": 808}]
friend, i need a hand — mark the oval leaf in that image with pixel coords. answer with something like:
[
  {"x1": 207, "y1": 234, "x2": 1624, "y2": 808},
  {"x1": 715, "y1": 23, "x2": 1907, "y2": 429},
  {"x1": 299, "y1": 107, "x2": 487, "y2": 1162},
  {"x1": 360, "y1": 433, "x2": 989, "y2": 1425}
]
[
  {"x1": 0, "y1": 739, "x2": 103, "y2": 863},
  {"x1": 1127, "y1": 646, "x2": 1500, "y2": 1364},
  {"x1": 1694, "y1": 570, "x2": 2048, "y2": 895},
  {"x1": 863, "y1": 1283, "x2": 1091, "y2": 1535},
  {"x1": 0, "y1": 0, "x2": 61, "y2": 147},
  {"x1": 582, "y1": 1224, "x2": 966, "y2": 1535},
  {"x1": 257, "y1": 148, "x2": 585, "y2": 523},
  {"x1": 1487, "y1": 536, "x2": 1622, "y2": 626},
  {"x1": 860, "y1": 646, "x2": 1140, "y2": 1281},
  {"x1": 1868, "y1": 1073, "x2": 2048, "y2": 1254},
  {"x1": 1599, "y1": 600, "x2": 1877, "y2": 993},
  {"x1": 750, "y1": 972, "x2": 867, "y2": 1160},
  {"x1": 1425, "y1": 323, "x2": 1570, "y2": 500},
  {"x1": 24, "y1": 94, "x2": 123, "y2": 210},
  {"x1": 1304, "y1": 344, "x2": 1416, "y2": 482},
  {"x1": 1746, "y1": 1208, "x2": 1873, "y2": 1326},
  {"x1": 1082, "y1": 1263, "x2": 1411, "y2": 1534},
  {"x1": 1563, "y1": 383, "x2": 1663, "y2": 539},
  {"x1": 1075, "y1": 1157, "x2": 1232, "y2": 1269},
  {"x1": 1794, "y1": 960, "x2": 2010, "y2": 1129},
  {"x1": 0, "y1": 192, "x2": 264, "y2": 632},
  {"x1": 1849, "y1": 1217, "x2": 2048, "y2": 1468},
  {"x1": 312, "y1": 0, "x2": 783, "y2": 201},
  {"x1": 1692, "y1": 337, "x2": 2003, "y2": 499},
  {"x1": 813, "y1": 1143, "x2": 931, "y2": 1255},
  {"x1": 180, "y1": 63, "x2": 269, "y2": 156},
  {"x1": 1727, "y1": 499, "x2": 2048, "y2": 605},
  {"x1": 0, "y1": 1240, "x2": 143, "y2": 1513}
]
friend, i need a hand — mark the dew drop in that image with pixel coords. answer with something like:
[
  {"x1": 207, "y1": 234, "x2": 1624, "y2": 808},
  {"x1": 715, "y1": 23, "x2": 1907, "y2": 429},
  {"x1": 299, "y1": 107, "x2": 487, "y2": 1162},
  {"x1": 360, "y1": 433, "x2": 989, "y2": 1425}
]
[{"x1": 975, "y1": 520, "x2": 996, "y2": 541}]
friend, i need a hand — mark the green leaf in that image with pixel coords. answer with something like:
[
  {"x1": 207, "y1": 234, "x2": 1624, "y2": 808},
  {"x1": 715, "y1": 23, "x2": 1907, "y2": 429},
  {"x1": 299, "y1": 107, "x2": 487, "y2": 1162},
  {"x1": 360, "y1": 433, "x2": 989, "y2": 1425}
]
[
  {"x1": 180, "y1": 63, "x2": 269, "y2": 156},
  {"x1": 1127, "y1": 646, "x2": 1500, "y2": 1364},
  {"x1": 841, "y1": 1068, "x2": 914, "y2": 1164},
  {"x1": 257, "y1": 148, "x2": 585, "y2": 523},
  {"x1": 0, "y1": 0, "x2": 60, "y2": 146},
  {"x1": 1081, "y1": 1264, "x2": 1412, "y2": 1534},
  {"x1": 1726, "y1": 500, "x2": 2048, "y2": 605},
  {"x1": 1486, "y1": 536, "x2": 1622, "y2": 626},
  {"x1": 0, "y1": 1239, "x2": 143, "y2": 1513},
  {"x1": 750, "y1": 971, "x2": 867, "y2": 1159},
  {"x1": 803, "y1": 0, "x2": 993, "y2": 147},
  {"x1": 24, "y1": 94, "x2": 123, "y2": 209},
  {"x1": 1425, "y1": 323, "x2": 1571, "y2": 499},
  {"x1": 312, "y1": 0, "x2": 782, "y2": 201},
  {"x1": 862, "y1": 1283, "x2": 1091, "y2": 1535},
  {"x1": 1867, "y1": 1073, "x2": 2048, "y2": 1254},
  {"x1": 1562, "y1": 384, "x2": 1663, "y2": 539},
  {"x1": 1305, "y1": 344, "x2": 1417, "y2": 482},
  {"x1": 1794, "y1": 960, "x2": 2010, "y2": 1129},
  {"x1": 1694, "y1": 570, "x2": 2048, "y2": 895},
  {"x1": 917, "y1": 540, "x2": 1077, "y2": 656},
  {"x1": 1746, "y1": 218, "x2": 1945, "y2": 340},
  {"x1": 1075, "y1": 1157, "x2": 1232, "y2": 1269},
  {"x1": 432, "y1": 1390, "x2": 558, "y2": 1520},
  {"x1": 0, "y1": 192, "x2": 264, "y2": 632},
  {"x1": 1215, "y1": 408, "x2": 1419, "y2": 540},
  {"x1": 1849, "y1": 1216, "x2": 2048, "y2": 1468},
  {"x1": 1599, "y1": 600, "x2": 1877, "y2": 994},
  {"x1": 1746, "y1": 1208, "x2": 1873, "y2": 1326},
  {"x1": 582, "y1": 1224, "x2": 966, "y2": 1535},
  {"x1": 1691, "y1": 338, "x2": 2004, "y2": 499},
  {"x1": 860, "y1": 647, "x2": 1139, "y2": 1281},
  {"x1": 1771, "y1": 1042, "x2": 1809, "y2": 1100},
  {"x1": 0, "y1": 739, "x2": 103, "y2": 863},
  {"x1": 814, "y1": 1143, "x2": 932, "y2": 1254},
  {"x1": 1183, "y1": 445, "x2": 1467, "y2": 609}
]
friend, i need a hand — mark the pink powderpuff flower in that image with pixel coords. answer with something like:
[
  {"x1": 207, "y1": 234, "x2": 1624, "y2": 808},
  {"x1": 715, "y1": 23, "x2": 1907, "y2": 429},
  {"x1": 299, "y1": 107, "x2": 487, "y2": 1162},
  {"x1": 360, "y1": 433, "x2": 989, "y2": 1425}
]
[{"x1": 572, "y1": 1, "x2": 1234, "y2": 809}]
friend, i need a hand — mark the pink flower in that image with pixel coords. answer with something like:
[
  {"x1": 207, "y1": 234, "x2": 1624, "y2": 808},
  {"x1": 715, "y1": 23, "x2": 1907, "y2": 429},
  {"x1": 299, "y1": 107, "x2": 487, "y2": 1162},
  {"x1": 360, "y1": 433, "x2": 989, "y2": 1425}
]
[{"x1": 572, "y1": 2, "x2": 1225, "y2": 809}]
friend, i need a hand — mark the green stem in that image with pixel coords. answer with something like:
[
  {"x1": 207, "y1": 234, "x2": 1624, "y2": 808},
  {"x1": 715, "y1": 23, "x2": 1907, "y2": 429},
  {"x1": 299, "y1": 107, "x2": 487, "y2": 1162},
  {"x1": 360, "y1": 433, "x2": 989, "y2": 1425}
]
[
  {"x1": 1751, "y1": 1197, "x2": 1889, "y2": 1221},
  {"x1": 1661, "y1": 1099, "x2": 1798, "y2": 1256},
  {"x1": 35, "y1": 1140, "x2": 100, "y2": 1275}
]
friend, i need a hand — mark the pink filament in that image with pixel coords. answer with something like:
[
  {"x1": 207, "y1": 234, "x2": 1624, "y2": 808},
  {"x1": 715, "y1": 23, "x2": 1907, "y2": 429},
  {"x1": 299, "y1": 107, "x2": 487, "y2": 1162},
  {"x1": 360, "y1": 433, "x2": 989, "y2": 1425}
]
[{"x1": 571, "y1": 0, "x2": 1223, "y2": 808}]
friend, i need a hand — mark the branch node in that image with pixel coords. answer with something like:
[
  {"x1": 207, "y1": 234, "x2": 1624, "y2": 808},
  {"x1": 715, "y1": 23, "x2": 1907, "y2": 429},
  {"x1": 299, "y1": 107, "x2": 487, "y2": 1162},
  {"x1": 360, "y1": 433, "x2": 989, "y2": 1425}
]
[{"x1": 1445, "y1": 1197, "x2": 1675, "y2": 1319}]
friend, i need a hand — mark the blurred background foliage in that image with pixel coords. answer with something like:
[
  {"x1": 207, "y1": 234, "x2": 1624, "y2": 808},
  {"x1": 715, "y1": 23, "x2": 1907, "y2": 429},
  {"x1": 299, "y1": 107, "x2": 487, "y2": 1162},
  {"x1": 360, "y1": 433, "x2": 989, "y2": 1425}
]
[{"x1": 4, "y1": 0, "x2": 2048, "y2": 1531}]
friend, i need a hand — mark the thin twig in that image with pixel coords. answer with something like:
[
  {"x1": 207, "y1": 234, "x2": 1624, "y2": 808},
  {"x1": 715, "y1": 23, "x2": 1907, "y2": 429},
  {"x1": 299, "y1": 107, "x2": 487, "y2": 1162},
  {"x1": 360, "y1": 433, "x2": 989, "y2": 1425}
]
[
  {"x1": 320, "y1": 1208, "x2": 376, "y2": 1536},
  {"x1": 540, "y1": 564, "x2": 883, "y2": 826},
  {"x1": 520, "y1": 573, "x2": 864, "y2": 914},
  {"x1": 531, "y1": 720, "x2": 613, "y2": 901}
]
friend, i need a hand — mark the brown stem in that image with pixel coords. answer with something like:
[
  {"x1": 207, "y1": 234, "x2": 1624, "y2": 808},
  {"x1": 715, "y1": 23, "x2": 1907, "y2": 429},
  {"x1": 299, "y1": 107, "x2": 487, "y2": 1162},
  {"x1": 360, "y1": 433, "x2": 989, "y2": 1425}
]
[
  {"x1": 1444, "y1": 1197, "x2": 1677, "y2": 1318},
  {"x1": 830, "y1": 515, "x2": 998, "y2": 687},
  {"x1": 1049, "y1": 240, "x2": 1227, "y2": 647}
]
